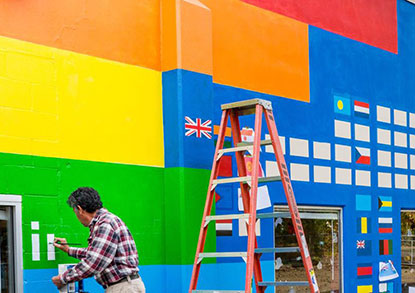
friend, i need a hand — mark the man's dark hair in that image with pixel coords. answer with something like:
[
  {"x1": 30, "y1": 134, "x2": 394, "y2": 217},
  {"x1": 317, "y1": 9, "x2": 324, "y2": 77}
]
[{"x1": 67, "y1": 187, "x2": 103, "y2": 213}]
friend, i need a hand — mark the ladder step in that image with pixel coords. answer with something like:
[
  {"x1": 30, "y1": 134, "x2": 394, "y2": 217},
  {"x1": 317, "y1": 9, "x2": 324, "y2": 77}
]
[
  {"x1": 193, "y1": 291, "x2": 244, "y2": 293},
  {"x1": 258, "y1": 176, "x2": 281, "y2": 183},
  {"x1": 258, "y1": 281, "x2": 309, "y2": 287},
  {"x1": 199, "y1": 252, "x2": 247, "y2": 259},
  {"x1": 204, "y1": 214, "x2": 249, "y2": 227},
  {"x1": 212, "y1": 176, "x2": 281, "y2": 189},
  {"x1": 255, "y1": 247, "x2": 300, "y2": 254},
  {"x1": 237, "y1": 139, "x2": 272, "y2": 147},
  {"x1": 217, "y1": 145, "x2": 253, "y2": 156}
]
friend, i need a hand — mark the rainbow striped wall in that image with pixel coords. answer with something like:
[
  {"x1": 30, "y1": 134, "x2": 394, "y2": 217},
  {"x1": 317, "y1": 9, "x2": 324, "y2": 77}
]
[{"x1": 1, "y1": 0, "x2": 415, "y2": 292}]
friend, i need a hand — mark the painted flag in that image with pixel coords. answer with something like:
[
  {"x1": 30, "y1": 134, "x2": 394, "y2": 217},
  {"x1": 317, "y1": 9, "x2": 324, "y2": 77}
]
[
  {"x1": 379, "y1": 260, "x2": 399, "y2": 281},
  {"x1": 379, "y1": 239, "x2": 393, "y2": 255},
  {"x1": 357, "y1": 285, "x2": 373, "y2": 293},
  {"x1": 356, "y1": 194, "x2": 371, "y2": 211},
  {"x1": 357, "y1": 263, "x2": 373, "y2": 279},
  {"x1": 378, "y1": 196, "x2": 392, "y2": 212},
  {"x1": 241, "y1": 127, "x2": 254, "y2": 142},
  {"x1": 216, "y1": 219, "x2": 232, "y2": 236},
  {"x1": 379, "y1": 281, "x2": 394, "y2": 293},
  {"x1": 379, "y1": 217, "x2": 393, "y2": 234},
  {"x1": 218, "y1": 155, "x2": 232, "y2": 177},
  {"x1": 355, "y1": 147, "x2": 371, "y2": 165},
  {"x1": 184, "y1": 116, "x2": 212, "y2": 139},
  {"x1": 334, "y1": 96, "x2": 351, "y2": 115},
  {"x1": 357, "y1": 217, "x2": 371, "y2": 234},
  {"x1": 357, "y1": 240, "x2": 372, "y2": 256},
  {"x1": 244, "y1": 156, "x2": 264, "y2": 177},
  {"x1": 354, "y1": 100, "x2": 370, "y2": 118}
]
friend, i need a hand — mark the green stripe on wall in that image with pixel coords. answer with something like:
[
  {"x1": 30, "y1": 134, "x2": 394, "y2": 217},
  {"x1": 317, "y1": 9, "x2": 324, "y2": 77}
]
[
  {"x1": 0, "y1": 152, "x2": 215, "y2": 270},
  {"x1": 164, "y1": 167, "x2": 216, "y2": 265}
]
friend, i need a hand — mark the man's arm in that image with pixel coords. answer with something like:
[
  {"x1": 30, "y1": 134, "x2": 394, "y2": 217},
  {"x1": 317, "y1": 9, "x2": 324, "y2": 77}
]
[{"x1": 60, "y1": 222, "x2": 118, "y2": 284}]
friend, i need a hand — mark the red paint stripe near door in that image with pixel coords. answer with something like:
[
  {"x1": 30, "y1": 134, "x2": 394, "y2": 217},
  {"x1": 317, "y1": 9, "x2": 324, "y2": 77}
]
[{"x1": 242, "y1": 0, "x2": 397, "y2": 53}]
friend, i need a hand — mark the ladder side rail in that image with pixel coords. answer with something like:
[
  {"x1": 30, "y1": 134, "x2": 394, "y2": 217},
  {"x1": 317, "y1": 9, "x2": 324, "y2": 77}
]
[
  {"x1": 264, "y1": 109, "x2": 319, "y2": 293},
  {"x1": 189, "y1": 110, "x2": 230, "y2": 293},
  {"x1": 229, "y1": 110, "x2": 264, "y2": 293},
  {"x1": 244, "y1": 105, "x2": 264, "y2": 293}
]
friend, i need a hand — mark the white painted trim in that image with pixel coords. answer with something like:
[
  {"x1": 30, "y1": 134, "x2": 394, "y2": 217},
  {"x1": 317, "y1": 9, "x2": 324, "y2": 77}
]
[{"x1": 0, "y1": 194, "x2": 23, "y2": 293}]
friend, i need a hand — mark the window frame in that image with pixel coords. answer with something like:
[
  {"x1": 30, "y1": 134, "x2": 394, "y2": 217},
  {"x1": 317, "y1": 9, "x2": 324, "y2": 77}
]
[{"x1": 273, "y1": 205, "x2": 344, "y2": 293}]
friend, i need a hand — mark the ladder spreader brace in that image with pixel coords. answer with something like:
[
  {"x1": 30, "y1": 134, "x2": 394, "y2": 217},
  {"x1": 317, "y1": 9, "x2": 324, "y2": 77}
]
[{"x1": 189, "y1": 99, "x2": 320, "y2": 293}]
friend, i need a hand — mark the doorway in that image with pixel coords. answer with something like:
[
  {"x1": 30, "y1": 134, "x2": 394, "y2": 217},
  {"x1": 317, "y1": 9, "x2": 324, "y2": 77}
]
[
  {"x1": 0, "y1": 195, "x2": 22, "y2": 293},
  {"x1": 273, "y1": 205, "x2": 342, "y2": 292}
]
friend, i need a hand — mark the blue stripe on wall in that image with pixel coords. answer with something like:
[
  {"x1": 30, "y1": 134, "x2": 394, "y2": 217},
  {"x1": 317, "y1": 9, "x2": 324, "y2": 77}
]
[{"x1": 24, "y1": 261, "x2": 274, "y2": 292}]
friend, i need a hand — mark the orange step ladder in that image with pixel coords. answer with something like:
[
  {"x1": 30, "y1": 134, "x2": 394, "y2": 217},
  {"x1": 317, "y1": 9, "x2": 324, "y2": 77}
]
[{"x1": 189, "y1": 99, "x2": 320, "y2": 293}]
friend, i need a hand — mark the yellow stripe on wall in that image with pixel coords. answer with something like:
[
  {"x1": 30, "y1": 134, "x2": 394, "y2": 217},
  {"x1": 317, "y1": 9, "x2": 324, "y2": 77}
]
[{"x1": 0, "y1": 36, "x2": 164, "y2": 167}]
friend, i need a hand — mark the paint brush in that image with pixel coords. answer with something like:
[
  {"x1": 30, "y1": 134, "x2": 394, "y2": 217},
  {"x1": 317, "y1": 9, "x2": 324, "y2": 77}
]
[{"x1": 49, "y1": 242, "x2": 82, "y2": 246}]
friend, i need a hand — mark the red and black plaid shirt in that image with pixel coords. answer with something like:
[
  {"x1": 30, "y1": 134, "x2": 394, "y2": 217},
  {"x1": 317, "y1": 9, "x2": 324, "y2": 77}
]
[{"x1": 60, "y1": 208, "x2": 139, "y2": 287}]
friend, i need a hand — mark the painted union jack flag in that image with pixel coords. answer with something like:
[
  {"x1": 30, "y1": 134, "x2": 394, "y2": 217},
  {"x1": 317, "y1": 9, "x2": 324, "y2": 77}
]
[
  {"x1": 184, "y1": 116, "x2": 212, "y2": 139},
  {"x1": 357, "y1": 240, "x2": 365, "y2": 249}
]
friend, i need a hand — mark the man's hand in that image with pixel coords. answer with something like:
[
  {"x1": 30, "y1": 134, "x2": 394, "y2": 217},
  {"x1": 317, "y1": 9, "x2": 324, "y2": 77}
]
[
  {"x1": 52, "y1": 275, "x2": 64, "y2": 289},
  {"x1": 53, "y1": 237, "x2": 69, "y2": 253}
]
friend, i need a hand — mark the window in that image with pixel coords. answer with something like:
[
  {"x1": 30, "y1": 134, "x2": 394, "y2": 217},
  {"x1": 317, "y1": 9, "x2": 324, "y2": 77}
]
[
  {"x1": 273, "y1": 206, "x2": 342, "y2": 292},
  {"x1": 401, "y1": 210, "x2": 415, "y2": 292}
]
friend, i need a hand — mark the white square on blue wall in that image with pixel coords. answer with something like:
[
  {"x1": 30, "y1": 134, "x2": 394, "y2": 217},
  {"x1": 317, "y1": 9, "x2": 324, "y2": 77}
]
[
  {"x1": 289, "y1": 138, "x2": 309, "y2": 157},
  {"x1": 356, "y1": 170, "x2": 371, "y2": 186},
  {"x1": 378, "y1": 172, "x2": 392, "y2": 188},
  {"x1": 313, "y1": 166, "x2": 331, "y2": 183},
  {"x1": 313, "y1": 142, "x2": 331, "y2": 160},
  {"x1": 378, "y1": 150, "x2": 391, "y2": 167},
  {"x1": 335, "y1": 168, "x2": 351, "y2": 185},
  {"x1": 394, "y1": 109, "x2": 407, "y2": 126},
  {"x1": 290, "y1": 163, "x2": 309, "y2": 182},
  {"x1": 377, "y1": 106, "x2": 391, "y2": 123}
]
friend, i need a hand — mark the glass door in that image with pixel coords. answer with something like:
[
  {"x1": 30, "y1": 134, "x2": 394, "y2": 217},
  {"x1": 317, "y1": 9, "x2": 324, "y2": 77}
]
[{"x1": 0, "y1": 207, "x2": 14, "y2": 293}]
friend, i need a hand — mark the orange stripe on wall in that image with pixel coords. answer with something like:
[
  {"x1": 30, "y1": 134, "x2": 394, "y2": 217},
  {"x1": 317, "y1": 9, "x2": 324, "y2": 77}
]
[
  {"x1": 205, "y1": 0, "x2": 310, "y2": 102},
  {"x1": 0, "y1": 0, "x2": 161, "y2": 70}
]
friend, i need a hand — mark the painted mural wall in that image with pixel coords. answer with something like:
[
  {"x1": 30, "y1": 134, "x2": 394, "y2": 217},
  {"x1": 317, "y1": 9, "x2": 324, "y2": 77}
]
[{"x1": 0, "y1": 0, "x2": 414, "y2": 292}]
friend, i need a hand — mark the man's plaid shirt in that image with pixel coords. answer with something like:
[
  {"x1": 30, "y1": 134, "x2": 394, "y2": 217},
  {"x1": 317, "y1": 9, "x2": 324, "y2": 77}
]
[{"x1": 60, "y1": 208, "x2": 139, "y2": 287}]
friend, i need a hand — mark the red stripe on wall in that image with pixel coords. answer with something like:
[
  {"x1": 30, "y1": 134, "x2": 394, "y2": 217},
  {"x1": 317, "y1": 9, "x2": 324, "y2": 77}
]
[{"x1": 242, "y1": 0, "x2": 397, "y2": 53}]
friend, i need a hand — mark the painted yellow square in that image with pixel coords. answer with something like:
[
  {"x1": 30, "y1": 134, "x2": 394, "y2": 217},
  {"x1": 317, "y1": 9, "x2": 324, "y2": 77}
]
[{"x1": 357, "y1": 285, "x2": 373, "y2": 293}]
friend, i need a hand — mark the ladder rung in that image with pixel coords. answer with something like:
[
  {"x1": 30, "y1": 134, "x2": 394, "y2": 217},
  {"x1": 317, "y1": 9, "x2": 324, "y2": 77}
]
[
  {"x1": 212, "y1": 176, "x2": 281, "y2": 190},
  {"x1": 256, "y1": 212, "x2": 288, "y2": 219},
  {"x1": 205, "y1": 214, "x2": 249, "y2": 227},
  {"x1": 258, "y1": 281, "x2": 309, "y2": 287},
  {"x1": 237, "y1": 139, "x2": 272, "y2": 147},
  {"x1": 217, "y1": 145, "x2": 253, "y2": 156},
  {"x1": 193, "y1": 291, "x2": 245, "y2": 293},
  {"x1": 258, "y1": 176, "x2": 281, "y2": 183},
  {"x1": 255, "y1": 247, "x2": 300, "y2": 254},
  {"x1": 199, "y1": 252, "x2": 247, "y2": 259}
]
